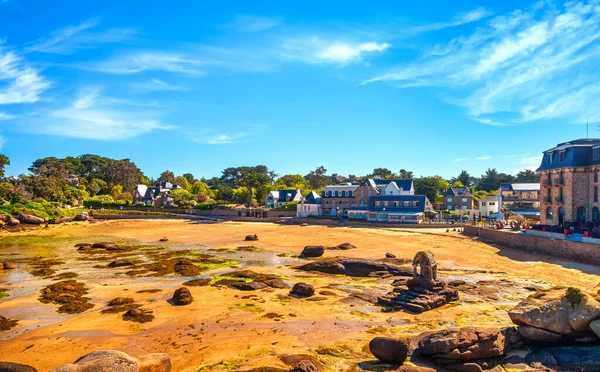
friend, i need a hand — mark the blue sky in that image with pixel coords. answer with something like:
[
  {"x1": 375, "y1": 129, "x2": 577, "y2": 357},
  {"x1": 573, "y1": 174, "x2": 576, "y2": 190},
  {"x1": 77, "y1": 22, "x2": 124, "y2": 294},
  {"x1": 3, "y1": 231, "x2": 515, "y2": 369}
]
[{"x1": 0, "y1": 0, "x2": 597, "y2": 180}]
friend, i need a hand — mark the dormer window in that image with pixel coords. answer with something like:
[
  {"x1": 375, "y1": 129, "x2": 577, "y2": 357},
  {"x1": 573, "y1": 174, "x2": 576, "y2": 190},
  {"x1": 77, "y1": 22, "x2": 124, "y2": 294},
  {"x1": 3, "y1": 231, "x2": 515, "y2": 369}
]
[
  {"x1": 548, "y1": 152, "x2": 554, "y2": 163},
  {"x1": 594, "y1": 148, "x2": 600, "y2": 161},
  {"x1": 559, "y1": 150, "x2": 566, "y2": 162}
]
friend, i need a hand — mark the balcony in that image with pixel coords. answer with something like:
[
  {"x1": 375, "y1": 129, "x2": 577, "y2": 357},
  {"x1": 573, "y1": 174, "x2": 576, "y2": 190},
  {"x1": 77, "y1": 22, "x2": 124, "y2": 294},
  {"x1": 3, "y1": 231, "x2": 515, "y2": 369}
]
[
  {"x1": 555, "y1": 196, "x2": 564, "y2": 204},
  {"x1": 554, "y1": 177, "x2": 565, "y2": 186}
]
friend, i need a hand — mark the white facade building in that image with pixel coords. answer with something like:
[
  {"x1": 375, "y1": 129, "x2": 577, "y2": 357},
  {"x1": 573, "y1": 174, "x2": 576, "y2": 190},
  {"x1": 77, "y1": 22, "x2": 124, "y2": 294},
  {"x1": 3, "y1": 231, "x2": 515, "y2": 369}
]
[{"x1": 478, "y1": 194, "x2": 499, "y2": 217}]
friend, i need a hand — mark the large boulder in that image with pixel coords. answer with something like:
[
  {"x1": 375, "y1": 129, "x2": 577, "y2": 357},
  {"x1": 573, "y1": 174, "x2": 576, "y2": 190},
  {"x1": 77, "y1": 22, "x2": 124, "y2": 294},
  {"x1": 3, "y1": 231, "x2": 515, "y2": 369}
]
[
  {"x1": 0, "y1": 362, "x2": 38, "y2": 372},
  {"x1": 108, "y1": 260, "x2": 134, "y2": 268},
  {"x1": 590, "y1": 319, "x2": 600, "y2": 339},
  {"x1": 339, "y1": 259, "x2": 412, "y2": 277},
  {"x1": 0, "y1": 214, "x2": 8, "y2": 222},
  {"x1": 517, "y1": 326, "x2": 562, "y2": 342},
  {"x1": 73, "y1": 212, "x2": 89, "y2": 222},
  {"x1": 55, "y1": 216, "x2": 75, "y2": 224},
  {"x1": 544, "y1": 346, "x2": 600, "y2": 371},
  {"x1": 296, "y1": 261, "x2": 345, "y2": 275},
  {"x1": 290, "y1": 283, "x2": 315, "y2": 298},
  {"x1": 19, "y1": 214, "x2": 44, "y2": 225},
  {"x1": 50, "y1": 350, "x2": 171, "y2": 372},
  {"x1": 244, "y1": 234, "x2": 258, "y2": 241},
  {"x1": 418, "y1": 327, "x2": 523, "y2": 361},
  {"x1": 230, "y1": 282, "x2": 267, "y2": 291},
  {"x1": 7, "y1": 218, "x2": 19, "y2": 226},
  {"x1": 92, "y1": 242, "x2": 118, "y2": 249},
  {"x1": 300, "y1": 246, "x2": 325, "y2": 258},
  {"x1": 2, "y1": 262, "x2": 17, "y2": 270},
  {"x1": 508, "y1": 287, "x2": 600, "y2": 334},
  {"x1": 369, "y1": 337, "x2": 409, "y2": 363},
  {"x1": 172, "y1": 287, "x2": 193, "y2": 306},
  {"x1": 331, "y1": 243, "x2": 356, "y2": 250}
]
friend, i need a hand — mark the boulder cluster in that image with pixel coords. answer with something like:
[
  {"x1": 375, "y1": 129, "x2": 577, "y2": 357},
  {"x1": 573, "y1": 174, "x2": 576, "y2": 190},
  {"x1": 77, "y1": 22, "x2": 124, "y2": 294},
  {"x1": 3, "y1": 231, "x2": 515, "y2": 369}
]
[
  {"x1": 0, "y1": 212, "x2": 91, "y2": 228},
  {"x1": 370, "y1": 286, "x2": 600, "y2": 371},
  {"x1": 378, "y1": 277, "x2": 459, "y2": 314}
]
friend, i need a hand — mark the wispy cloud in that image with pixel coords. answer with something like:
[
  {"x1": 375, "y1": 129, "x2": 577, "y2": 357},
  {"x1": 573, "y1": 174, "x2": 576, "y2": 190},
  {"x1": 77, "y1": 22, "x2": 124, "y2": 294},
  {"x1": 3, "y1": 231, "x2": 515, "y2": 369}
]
[
  {"x1": 279, "y1": 37, "x2": 390, "y2": 65},
  {"x1": 132, "y1": 79, "x2": 187, "y2": 91},
  {"x1": 196, "y1": 132, "x2": 248, "y2": 145},
  {"x1": 228, "y1": 14, "x2": 281, "y2": 32},
  {"x1": 477, "y1": 155, "x2": 491, "y2": 160},
  {"x1": 411, "y1": 7, "x2": 493, "y2": 34},
  {"x1": 25, "y1": 19, "x2": 136, "y2": 54},
  {"x1": 27, "y1": 88, "x2": 170, "y2": 140},
  {"x1": 86, "y1": 51, "x2": 213, "y2": 75},
  {"x1": 364, "y1": 1, "x2": 600, "y2": 125},
  {"x1": 0, "y1": 47, "x2": 50, "y2": 104},
  {"x1": 505, "y1": 152, "x2": 544, "y2": 172},
  {"x1": 0, "y1": 112, "x2": 14, "y2": 120}
]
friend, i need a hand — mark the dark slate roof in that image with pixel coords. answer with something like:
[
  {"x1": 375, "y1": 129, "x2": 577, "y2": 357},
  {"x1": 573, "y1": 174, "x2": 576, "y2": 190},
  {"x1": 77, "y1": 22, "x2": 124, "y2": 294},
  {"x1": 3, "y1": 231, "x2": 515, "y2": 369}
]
[
  {"x1": 143, "y1": 187, "x2": 161, "y2": 199},
  {"x1": 444, "y1": 187, "x2": 472, "y2": 197},
  {"x1": 304, "y1": 191, "x2": 321, "y2": 204},
  {"x1": 372, "y1": 179, "x2": 414, "y2": 191},
  {"x1": 537, "y1": 138, "x2": 600, "y2": 171},
  {"x1": 368, "y1": 195, "x2": 426, "y2": 213},
  {"x1": 276, "y1": 189, "x2": 300, "y2": 203}
]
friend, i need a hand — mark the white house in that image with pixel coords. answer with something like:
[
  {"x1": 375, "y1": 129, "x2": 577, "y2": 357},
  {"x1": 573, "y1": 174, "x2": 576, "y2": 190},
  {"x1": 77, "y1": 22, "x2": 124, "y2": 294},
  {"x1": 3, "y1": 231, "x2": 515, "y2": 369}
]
[
  {"x1": 478, "y1": 194, "x2": 499, "y2": 217},
  {"x1": 266, "y1": 189, "x2": 302, "y2": 208},
  {"x1": 296, "y1": 192, "x2": 322, "y2": 217}
]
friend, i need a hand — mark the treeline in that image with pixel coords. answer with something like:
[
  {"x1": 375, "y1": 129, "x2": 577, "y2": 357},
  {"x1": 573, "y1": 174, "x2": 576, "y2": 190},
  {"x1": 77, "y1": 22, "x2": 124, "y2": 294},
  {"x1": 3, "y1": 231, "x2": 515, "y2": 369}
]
[{"x1": 0, "y1": 154, "x2": 541, "y2": 212}]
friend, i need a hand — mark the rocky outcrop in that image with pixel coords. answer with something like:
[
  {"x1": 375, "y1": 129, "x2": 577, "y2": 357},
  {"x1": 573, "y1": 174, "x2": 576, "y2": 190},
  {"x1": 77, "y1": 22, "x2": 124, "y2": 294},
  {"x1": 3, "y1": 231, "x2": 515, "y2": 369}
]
[
  {"x1": 245, "y1": 234, "x2": 258, "y2": 241},
  {"x1": 55, "y1": 216, "x2": 75, "y2": 224},
  {"x1": 418, "y1": 327, "x2": 523, "y2": 361},
  {"x1": 230, "y1": 282, "x2": 267, "y2": 291},
  {"x1": 296, "y1": 261, "x2": 345, "y2": 275},
  {"x1": 339, "y1": 259, "x2": 412, "y2": 277},
  {"x1": 289, "y1": 360, "x2": 321, "y2": 372},
  {"x1": 108, "y1": 260, "x2": 134, "y2": 268},
  {"x1": 508, "y1": 287, "x2": 600, "y2": 335},
  {"x1": 331, "y1": 243, "x2": 355, "y2": 250},
  {"x1": 19, "y1": 214, "x2": 44, "y2": 225},
  {"x1": 92, "y1": 242, "x2": 118, "y2": 249},
  {"x1": 543, "y1": 346, "x2": 600, "y2": 371},
  {"x1": 172, "y1": 287, "x2": 193, "y2": 305},
  {"x1": 50, "y1": 350, "x2": 171, "y2": 372},
  {"x1": 369, "y1": 337, "x2": 409, "y2": 363},
  {"x1": 590, "y1": 319, "x2": 600, "y2": 338},
  {"x1": 300, "y1": 246, "x2": 324, "y2": 258},
  {"x1": 0, "y1": 361, "x2": 38, "y2": 372},
  {"x1": 73, "y1": 212, "x2": 88, "y2": 222},
  {"x1": 2, "y1": 262, "x2": 17, "y2": 270},
  {"x1": 290, "y1": 283, "x2": 314, "y2": 298},
  {"x1": 7, "y1": 218, "x2": 19, "y2": 226}
]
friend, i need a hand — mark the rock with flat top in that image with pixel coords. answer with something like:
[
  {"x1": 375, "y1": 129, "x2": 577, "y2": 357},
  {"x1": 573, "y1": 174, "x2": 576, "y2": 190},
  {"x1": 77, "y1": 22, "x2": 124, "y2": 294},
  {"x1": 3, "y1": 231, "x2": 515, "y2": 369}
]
[
  {"x1": 300, "y1": 246, "x2": 324, "y2": 258},
  {"x1": 369, "y1": 337, "x2": 409, "y2": 363},
  {"x1": 2, "y1": 262, "x2": 16, "y2": 270},
  {"x1": 19, "y1": 214, "x2": 44, "y2": 225},
  {"x1": 50, "y1": 350, "x2": 171, "y2": 372},
  {"x1": 290, "y1": 283, "x2": 314, "y2": 298}
]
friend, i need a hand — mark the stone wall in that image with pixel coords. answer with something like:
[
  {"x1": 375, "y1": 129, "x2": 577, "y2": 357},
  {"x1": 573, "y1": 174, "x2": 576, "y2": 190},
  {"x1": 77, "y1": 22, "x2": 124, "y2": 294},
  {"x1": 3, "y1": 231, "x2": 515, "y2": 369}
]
[{"x1": 463, "y1": 225, "x2": 600, "y2": 266}]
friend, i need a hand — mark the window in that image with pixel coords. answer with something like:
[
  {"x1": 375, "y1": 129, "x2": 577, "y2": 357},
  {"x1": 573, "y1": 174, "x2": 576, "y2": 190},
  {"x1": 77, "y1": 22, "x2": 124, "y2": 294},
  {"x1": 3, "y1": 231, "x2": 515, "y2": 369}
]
[
  {"x1": 328, "y1": 191, "x2": 332, "y2": 197},
  {"x1": 414, "y1": 201, "x2": 419, "y2": 207},
  {"x1": 448, "y1": 205, "x2": 453, "y2": 210},
  {"x1": 481, "y1": 202, "x2": 486, "y2": 206},
  {"x1": 462, "y1": 198, "x2": 468, "y2": 202},
  {"x1": 594, "y1": 207, "x2": 600, "y2": 224},
  {"x1": 595, "y1": 186, "x2": 598, "y2": 202},
  {"x1": 489, "y1": 202, "x2": 496, "y2": 206},
  {"x1": 383, "y1": 201, "x2": 389, "y2": 206},
  {"x1": 595, "y1": 170, "x2": 599, "y2": 183},
  {"x1": 447, "y1": 198, "x2": 453, "y2": 203},
  {"x1": 546, "y1": 207, "x2": 553, "y2": 220},
  {"x1": 594, "y1": 148, "x2": 600, "y2": 161},
  {"x1": 360, "y1": 200, "x2": 364, "y2": 206},
  {"x1": 375, "y1": 201, "x2": 381, "y2": 206},
  {"x1": 559, "y1": 150, "x2": 566, "y2": 162},
  {"x1": 368, "y1": 191, "x2": 372, "y2": 197},
  {"x1": 548, "y1": 152, "x2": 554, "y2": 163},
  {"x1": 404, "y1": 201, "x2": 410, "y2": 207},
  {"x1": 360, "y1": 191, "x2": 364, "y2": 197},
  {"x1": 462, "y1": 206, "x2": 468, "y2": 210},
  {"x1": 335, "y1": 191, "x2": 339, "y2": 197}
]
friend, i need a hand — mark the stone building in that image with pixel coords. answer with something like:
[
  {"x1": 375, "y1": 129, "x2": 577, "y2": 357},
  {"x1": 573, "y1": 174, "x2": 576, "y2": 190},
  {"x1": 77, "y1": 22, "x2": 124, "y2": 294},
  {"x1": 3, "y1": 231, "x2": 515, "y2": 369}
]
[
  {"x1": 320, "y1": 184, "x2": 359, "y2": 217},
  {"x1": 538, "y1": 138, "x2": 600, "y2": 226}
]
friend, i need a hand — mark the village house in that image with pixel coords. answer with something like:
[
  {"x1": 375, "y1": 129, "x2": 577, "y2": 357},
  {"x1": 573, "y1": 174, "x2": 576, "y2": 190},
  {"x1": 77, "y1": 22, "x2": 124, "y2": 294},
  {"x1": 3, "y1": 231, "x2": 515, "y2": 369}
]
[
  {"x1": 354, "y1": 179, "x2": 415, "y2": 207},
  {"x1": 498, "y1": 183, "x2": 540, "y2": 219},
  {"x1": 321, "y1": 184, "x2": 359, "y2": 217},
  {"x1": 132, "y1": 181, "x2": 183, "y2": 207},
  {"x1": 364, "y1": 195, "x2": 434, "y2": 223},
  {"x1": 296, "y1": 191, "x2": 322, "y2": 217},
  {"x1": 478, "y1": 194, "x2": 499, "y2": 217},
  {"x1": 265, "y1": 189, "x2": 302, "y2": 208},
  {"x1": 538, "y1": 138, "x2": 600, "y2": 226},
  {"x1": 443, "y1": 187, "x2": 474, "y2": 211}
]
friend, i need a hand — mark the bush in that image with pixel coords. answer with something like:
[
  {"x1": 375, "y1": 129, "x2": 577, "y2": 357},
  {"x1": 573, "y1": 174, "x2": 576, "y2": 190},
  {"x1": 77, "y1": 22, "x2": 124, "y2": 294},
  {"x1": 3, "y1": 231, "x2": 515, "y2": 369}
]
[
  {"x1": 83, "y1": 195, "x2": 126, "y2": 208},
  {"x1": 195, "y1": 202, "x2": 215, "y2": 210},
  {"x1": 272, "y1": 202, "x2": 298, "y2": 211}
]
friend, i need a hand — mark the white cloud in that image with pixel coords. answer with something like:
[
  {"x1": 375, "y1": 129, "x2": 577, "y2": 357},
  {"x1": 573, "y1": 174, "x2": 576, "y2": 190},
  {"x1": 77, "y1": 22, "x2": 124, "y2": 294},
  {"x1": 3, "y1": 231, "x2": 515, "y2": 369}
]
[
  {"x1": 197, "y1": 132, "x2": 248, "y2": 145},
  {"x1": 412, "y1": 7, "x2": 493, "y2": 34},
  {"x1": 132, "y1": 79, "x2": 187, "y2": 91},
  {"x1": 477, "y1": 155, "x2": 491, "y2": 160},
  {"x1": 0, "y1": 48, "x2": 50, "y2": 104},
  {"x1": 0, "y1": 112, "x2": 14, "y2": 120},
  {"x1": 279, "y1": 37, "x2": 390, "y2": 65},
  {"x1": 26, "y1": 19, "x2": 136, "y2": 54},
  {"x1": 29, "y1": 88, "x2": 170, "y2": 140},
  {"x1": 228, "y1": 15, "x2": 281, "y2": 32},
  {"x1": 364, "y1": 1, "x2": 600, "y2": 125},
  {"x1": 87, "y1": 51, "x2": 213, "y2": 75}
]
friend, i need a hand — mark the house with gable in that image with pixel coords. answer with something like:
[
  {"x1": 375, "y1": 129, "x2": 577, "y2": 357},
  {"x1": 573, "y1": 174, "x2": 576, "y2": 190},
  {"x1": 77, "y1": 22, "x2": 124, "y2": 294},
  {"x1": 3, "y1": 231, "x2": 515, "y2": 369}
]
[
  {"x1": 296, "y1": 191, "x2": 322, "y2": 217},
  {"x1": 443, "y1": 187, "x2": 474, "y2": 211},
  {"x1": 132, "y1": 182, "x2": 180, "y2": 207},
  {"x1": 363, "y1": 194, "x2": 434, "y2": 223},
  {"x1": 354, "y1": 179, "x2": 415, "y2": 207},
  {"x1": 265, "y1": 189, "x2": 302, "y2": 208}
]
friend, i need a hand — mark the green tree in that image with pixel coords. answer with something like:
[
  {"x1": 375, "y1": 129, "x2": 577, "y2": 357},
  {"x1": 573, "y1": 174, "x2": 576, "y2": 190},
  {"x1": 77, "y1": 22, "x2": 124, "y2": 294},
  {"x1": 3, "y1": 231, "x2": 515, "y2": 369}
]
[
  {"x1": 0, "y1": 154, "x2": 9, "y2": 178},
  {"x1": 105, "y1": 159, "x2": 143, "y2": 191},
  {"x1": 415, "y1": 176, "x2": 449, "y2": 203},
  {"x1": 238, "y1": 170, "x2": 270, "y2": 207},
  {"x1": 182, "y1": 173, "x2": 196, "y2": 184},
  {"x1": 175, "y1": 175, "x2": 192, "y2": 191},
  {"x1": 158, "y1": 170, "x2": 175, "y2": 184},
  {"x1": 370, "y1": 168, "x2": 394, "y2": 179},
  {"x1": 191, "y1": 181, "x2": 215, "y2": 198},
  {"x1": 398, "y1": 169, "x2": 414, "y2": 179},
  {"x1": 305, "y1": 166, "x2": 329, "y2": 190},
  {"x1": 453, "y1": 170, "x2": 473, "y2": 187},
  {"x1": 515, "y1": 169, "x2": 540, "y2": 183},
  {"x1": 275, "y1": 174, "x2": 306, "y2": 188},
  {"x1": 172, "y1": 189, "x2": 196, "y2": 208},
  {"x1": 452, "y1": 180, "x2": 464, "y2": 187}
]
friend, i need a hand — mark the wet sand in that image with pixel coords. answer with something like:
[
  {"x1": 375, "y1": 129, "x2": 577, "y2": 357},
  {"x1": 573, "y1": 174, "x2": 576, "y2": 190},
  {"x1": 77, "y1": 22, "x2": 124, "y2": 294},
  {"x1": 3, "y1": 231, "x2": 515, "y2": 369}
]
[{"x1": 0, "y1": 219, "x2": 599, "y2": 371}]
